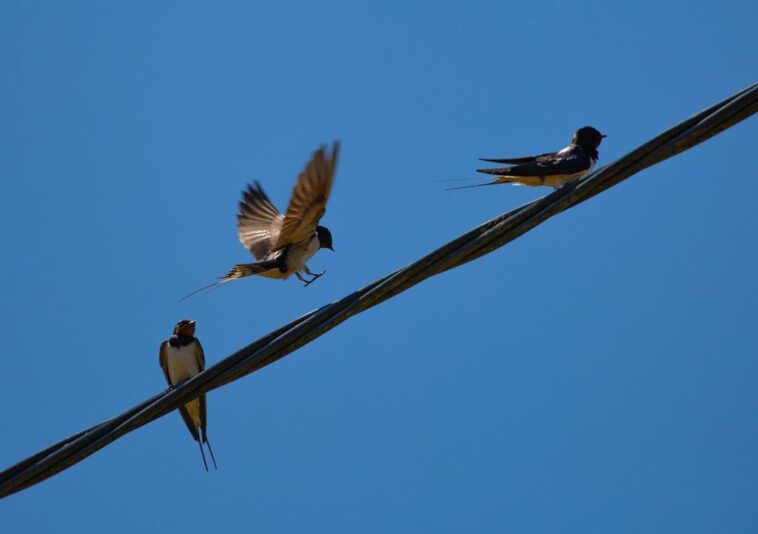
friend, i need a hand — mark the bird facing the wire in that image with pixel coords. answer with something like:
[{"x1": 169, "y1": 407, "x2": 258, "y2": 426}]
[
  {"x1": 449, "y1": 126, "x2": 606, "y2": 190},
  {"x1": 158, "y1": 319, "x2": 217, "y2": 471},
  {"x1": 183, "y1": 142, "x2": 338, "y2": 299},
  {"x1": 231, "y1": 141, "x2": 338, "y2": 286}
]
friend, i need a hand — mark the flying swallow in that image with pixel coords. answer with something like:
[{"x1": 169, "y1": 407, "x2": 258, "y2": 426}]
[
  {"x1": 159, "y1": 319, "x2": 218, "y2": 471},
  {"x1": 182, "y1": 142, "x2": 338, "y2": 299},
  {"x1": 449, "y1": 126, "x2": 606, "y2": 190}
]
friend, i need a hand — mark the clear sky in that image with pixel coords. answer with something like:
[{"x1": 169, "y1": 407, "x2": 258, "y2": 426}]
[{"x1": 2, "y1": 1, "x2": 756, "y2": 532}]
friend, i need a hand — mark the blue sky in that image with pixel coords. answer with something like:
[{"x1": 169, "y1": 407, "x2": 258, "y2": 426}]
[{"x1": 1, "y1": 1, "x2": 756, "y2": 532}]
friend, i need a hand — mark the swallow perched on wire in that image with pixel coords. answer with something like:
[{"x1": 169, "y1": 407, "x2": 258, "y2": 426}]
[
  {"x1": 182, "y1": 142, "x2": 338, "y2": 299},
  {"x1": 449, "y1": 126, "x2": 606, "y2": 190},
  {"x1": 159, "y1": 319, "x2": 218, "y2": 471}
]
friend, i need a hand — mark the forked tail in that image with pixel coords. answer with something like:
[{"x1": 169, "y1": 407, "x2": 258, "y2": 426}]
[
  {"x1": 446, "y1": 180, "x2": 503, "y2": 191},
  {"x1": 224, "y1": 261, "x2": 277, "y2": 279},
  {"x1": 179, "y1": 259, "x2": 280, "y2": 301},
  {"x1": 179, "y1": 278, "x2": 233, "y2": 302},
  {"x1": 203, "y1": 434, "x2": 218, "y2": 470},
  {"x1": 196, "y1": 439, "x2": 209, "y2": 472}
]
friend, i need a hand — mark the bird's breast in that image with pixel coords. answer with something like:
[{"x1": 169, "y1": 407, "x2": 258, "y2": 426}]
[
  {"x1": 165, "y1": 344, "x2": 201, "y2": 386},
  {"x1": 284, "y1": 234, "x2": 320, "y2": 274},
  {"x1": 584, "y1": 158, "x2": 596, "y2": 176},
  {"x1": 546, "y1": 157, "x2": 596, "y2": 188}
]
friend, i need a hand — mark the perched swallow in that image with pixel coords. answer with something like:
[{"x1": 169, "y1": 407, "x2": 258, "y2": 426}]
[
  {"x1": 182, "y1": 142, "x2": 338, "y2": 299},
  {"x1": 159, "y1": 319, "x2": 218, "y2": 471},
  {"x1": 449, "y1": 126, "x2": 606, "y2": 190}
]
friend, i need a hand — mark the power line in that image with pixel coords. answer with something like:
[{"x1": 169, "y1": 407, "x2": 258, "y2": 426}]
[{"x1": 1, "y1": 83, "x2": 755, "y2": 499}]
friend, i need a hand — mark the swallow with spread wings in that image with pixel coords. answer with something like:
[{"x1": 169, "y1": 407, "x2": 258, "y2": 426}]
[{"x1": 182, "y1": 142, "x2": 338, "y2": 299}]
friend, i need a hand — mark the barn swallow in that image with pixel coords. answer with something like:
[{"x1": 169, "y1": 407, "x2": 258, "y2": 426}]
[
  {"x1": 158, "y1": 319, "x2": 218, "y2": 471},
  {"x1": 449, "y1": 126, "x2": 606, "y2": 190},
  {"x1": 182, "y1": 142, "x2": 338, "y2": 299}
]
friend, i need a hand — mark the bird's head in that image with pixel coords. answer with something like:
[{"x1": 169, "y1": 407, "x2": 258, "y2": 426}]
[
  {"x1": 573, "y1": 126, "x2": 606, "y2": 149},
  {"x1": 316, "y1": 225, "x2": 334, "y2": 251},
  {"x1": 173, "y1": 319, "x2": 196, "y2": 337}
]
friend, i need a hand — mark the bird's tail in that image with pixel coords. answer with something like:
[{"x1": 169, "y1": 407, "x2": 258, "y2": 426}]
[
  {"x1": 196, "y1": 438, "x2": 209, "y2": 472},
  {"x1": 447, "y1": 177, "x2": 539, "y2": 190},
  {"x1": 179, "y1": 278, "x2": 233, "y2": 301},
  {"x1": 179, "y1": 259, "x2": 281, "y2": 301},
  {"x1": 447, "y1": 167, "x2": 530, "y2": 190},
  {"x1": 446, "y1": 180, "x2": 504, "y2": 191},
  {"x1": 475, "y1": 167, "x2": 541, "y2": 187},
  {"x1": 223, "y1": 261, "x2": 277, "y2": 280},
  {"x1": 203, "y1": 433, "x2": 218, "y2": 470}
]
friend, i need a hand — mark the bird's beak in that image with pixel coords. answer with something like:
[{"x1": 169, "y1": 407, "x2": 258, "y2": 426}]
[
  {"x1": 188, "y1": 320, "x2": 196, "y2": 327},
  {"x1": 327, "y1": 245, "x2": 334, "y2": 252},
  {"x1": 601, "y1": 134, "x2": 608, "y2": 138}
]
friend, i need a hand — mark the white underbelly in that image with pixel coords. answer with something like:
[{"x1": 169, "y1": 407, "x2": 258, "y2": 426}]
[
  {"x1": 284, "y1": 235, "x2": 319, "y2": 276},
  {"x1": 582, "y1": 158, "x2": 596, "y2": 177},
  {"x1": 552, "y1": 159, "x2": 596, "y2": 188},
  {"x1": 166, "y1": 345, "x2": 203, "y2": 427},
  {"x1": 165, "y1": 345, "x2": 201, "y2": 385}
]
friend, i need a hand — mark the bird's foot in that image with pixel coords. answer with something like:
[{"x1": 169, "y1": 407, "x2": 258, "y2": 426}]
[{"x1": 302, "y1": 271, "x2": 326, "y2": 287}]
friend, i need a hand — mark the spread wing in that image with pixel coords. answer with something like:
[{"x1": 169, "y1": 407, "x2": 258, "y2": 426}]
[
  {"x1": 158, "y1": 341, "x2": 172, "y2": 387},
  {"x1": 477, "y1": 151, "x2": 591, "y2": 177},
  {"x1": 275, "y1": 141, "x2": 339, "y2": 249},
  {"x1": 237, "y1": 182, "x2": 284, "y2": 260}
]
